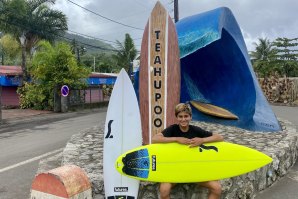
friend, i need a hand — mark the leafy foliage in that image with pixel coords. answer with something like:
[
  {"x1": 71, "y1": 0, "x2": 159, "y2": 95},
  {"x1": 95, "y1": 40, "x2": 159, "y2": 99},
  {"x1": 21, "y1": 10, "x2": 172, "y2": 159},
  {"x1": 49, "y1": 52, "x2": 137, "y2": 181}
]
[
  {"x1": 0, "y1": 34, "x2": 21, "y2": 64},
  {"x1": 18, "y1": 41, "x2": 90, "y2": 110},
  {"x1": 272, "y1": 37, "x2": 298, "y2": 77},
  {"x1": 18, "y1": 81, "x2": 52, "y2": 109},
  {"x1": 0, "y1": 0, "x2": 68, "y2": 82},
  {"x1": 250, "y1": 38, "x2": 278, "y2": 77},
  {"x1": 81, "y1": 53, "x2": 119, "y2": 73},
  {"x1": 0, "y1": 0, "x2": 67, "y2": 47},
  {"x1": 114, "y1": 33, "x2": 137, "y2": 74},
  {"x1": 70, "y1": 39, "x2": 86, "y2": 64},
  {"x1": 251, "y1": 37, "x2": 298, "y2": 77}
]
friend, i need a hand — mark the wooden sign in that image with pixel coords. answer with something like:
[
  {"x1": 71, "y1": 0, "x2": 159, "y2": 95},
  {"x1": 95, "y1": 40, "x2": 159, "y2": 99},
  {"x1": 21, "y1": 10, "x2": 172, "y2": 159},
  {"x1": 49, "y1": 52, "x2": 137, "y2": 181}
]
[{"x1": 139, "y1": 1, "x2": 180, "y2": 144}]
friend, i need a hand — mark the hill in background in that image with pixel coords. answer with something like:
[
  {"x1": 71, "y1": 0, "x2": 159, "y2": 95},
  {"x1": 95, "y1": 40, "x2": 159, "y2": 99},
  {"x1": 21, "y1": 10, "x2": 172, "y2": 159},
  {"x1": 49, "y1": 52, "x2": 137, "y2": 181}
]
[{"x1": 62, "y1": 32, "x2": 116, "y2": 55}]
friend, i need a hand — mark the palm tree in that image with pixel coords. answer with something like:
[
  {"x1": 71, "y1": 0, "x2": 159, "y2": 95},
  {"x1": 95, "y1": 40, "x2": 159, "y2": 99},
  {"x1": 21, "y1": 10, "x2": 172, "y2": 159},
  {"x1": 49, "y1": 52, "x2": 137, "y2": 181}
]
[
  {"x1": 70, "y1": 39, "x2": 86, "y2": 64},
  {"x1": 114, "y1": 33, "x2": 137, "y2": 76},
  {"x1": 250, "y1": 38, "x2": 277, "y2": 77},
  {"x1": 0, "y1": 0, "x2": 67, "y2": 83}
]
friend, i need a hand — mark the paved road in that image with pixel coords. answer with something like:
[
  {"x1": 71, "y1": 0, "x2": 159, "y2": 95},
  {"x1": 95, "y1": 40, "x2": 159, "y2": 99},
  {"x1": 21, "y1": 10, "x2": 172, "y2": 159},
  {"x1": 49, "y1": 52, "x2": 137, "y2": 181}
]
[
  {"x1": 271, "y1": 105, "x2": 298, "y2": 128},
  {"x1": 0, "y1": 109, "x2": 107, "y2": 199},
  {"x1": 255, "y1": 105, "x2": 298, "y2": 199}
]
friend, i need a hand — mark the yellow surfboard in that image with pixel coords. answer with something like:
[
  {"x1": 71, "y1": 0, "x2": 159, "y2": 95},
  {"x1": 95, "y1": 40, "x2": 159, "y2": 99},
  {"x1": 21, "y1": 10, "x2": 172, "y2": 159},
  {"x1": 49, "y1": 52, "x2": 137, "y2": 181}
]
[{"x1": 115, "y1": 142, "x2": 272, "y2": 183}]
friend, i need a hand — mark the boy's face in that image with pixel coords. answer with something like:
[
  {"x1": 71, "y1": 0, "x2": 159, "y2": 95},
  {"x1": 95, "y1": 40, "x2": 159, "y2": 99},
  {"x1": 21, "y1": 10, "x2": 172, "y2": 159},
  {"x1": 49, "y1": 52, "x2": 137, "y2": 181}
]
[{"x1": 176, "y1": 111, "x2": 192, "y2": 128}]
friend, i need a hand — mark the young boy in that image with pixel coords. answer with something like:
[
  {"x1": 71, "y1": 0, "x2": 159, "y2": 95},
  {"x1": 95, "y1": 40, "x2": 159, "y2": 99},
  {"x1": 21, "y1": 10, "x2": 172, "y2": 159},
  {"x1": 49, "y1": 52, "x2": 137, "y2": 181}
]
[{"x1": 152, "y1": 103, "x2": 224, "y2": 199}]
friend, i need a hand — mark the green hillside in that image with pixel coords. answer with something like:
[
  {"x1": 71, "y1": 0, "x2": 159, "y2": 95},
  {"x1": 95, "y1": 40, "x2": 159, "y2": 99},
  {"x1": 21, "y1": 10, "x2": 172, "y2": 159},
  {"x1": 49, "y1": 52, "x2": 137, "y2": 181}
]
[{"x1": 62, "y1": 32, "x2": 116, "y2": 55}]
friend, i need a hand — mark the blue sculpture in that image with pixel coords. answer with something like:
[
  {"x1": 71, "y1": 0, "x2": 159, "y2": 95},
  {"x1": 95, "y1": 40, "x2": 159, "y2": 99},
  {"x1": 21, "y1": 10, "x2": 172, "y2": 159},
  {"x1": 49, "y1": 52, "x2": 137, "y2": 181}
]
[
  {"x1": 134, "y1": 7, "x2": 281, "y2": 132},
  {"x1": 176, "y1": 7, "x2": 281, "y2": 132}
]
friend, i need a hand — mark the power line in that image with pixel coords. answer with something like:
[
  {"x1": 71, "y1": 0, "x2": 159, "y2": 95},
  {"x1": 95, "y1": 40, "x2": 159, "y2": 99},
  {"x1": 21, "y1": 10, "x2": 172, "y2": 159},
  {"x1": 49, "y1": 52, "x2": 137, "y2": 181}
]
[
  {"x1": 62, "y1": 34, "x2": 117, "y2": 52},
  {"x1": 0, "y1": 18, "x2": 117, "y2": 52},
  {"x1": 0, "y1": 7, "x2": 116, "y2": 51},
  {"x1": 1, "y1": 0, "x2": 142, "y2": 47},
  {"x1": 67, "y1": 30, "x2": 118, "y2": 44},
  {"x1": 66, "y1": 0, "x2": 144, "y2": 31},
  {"x1": 0, "y1": 2, "x2": 144, "y2": 52},
  {"x1": 67, "y1": 30, "x2": 142, "y2": 45}
]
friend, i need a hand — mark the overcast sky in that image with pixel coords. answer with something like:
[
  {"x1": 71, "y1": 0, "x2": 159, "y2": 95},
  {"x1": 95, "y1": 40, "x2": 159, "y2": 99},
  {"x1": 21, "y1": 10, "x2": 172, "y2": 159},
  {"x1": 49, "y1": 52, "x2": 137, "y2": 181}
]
[{"x1": 53, "y1": 0, "x2": 298, "y2": 52}]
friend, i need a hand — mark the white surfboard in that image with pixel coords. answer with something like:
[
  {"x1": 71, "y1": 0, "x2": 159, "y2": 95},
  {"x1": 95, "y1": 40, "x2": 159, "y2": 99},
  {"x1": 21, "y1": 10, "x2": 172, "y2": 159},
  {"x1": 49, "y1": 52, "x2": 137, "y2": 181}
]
[{"x1": 103, "y1": 68, "x2": 142, "y2": 199}]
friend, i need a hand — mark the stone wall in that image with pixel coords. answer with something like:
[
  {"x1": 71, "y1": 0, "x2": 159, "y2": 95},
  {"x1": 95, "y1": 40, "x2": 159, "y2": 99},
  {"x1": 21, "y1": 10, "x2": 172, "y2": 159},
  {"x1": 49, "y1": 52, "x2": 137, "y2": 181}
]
[{"x1": 38, "y1": 119, "x2": 298, "y2": 199}]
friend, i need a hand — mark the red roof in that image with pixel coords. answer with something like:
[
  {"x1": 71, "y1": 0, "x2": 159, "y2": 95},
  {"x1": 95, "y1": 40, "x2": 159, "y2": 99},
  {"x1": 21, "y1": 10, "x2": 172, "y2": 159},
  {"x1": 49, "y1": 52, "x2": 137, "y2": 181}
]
[{"x1": 0, "y1": 65, "x2": 23, "y2": 76}]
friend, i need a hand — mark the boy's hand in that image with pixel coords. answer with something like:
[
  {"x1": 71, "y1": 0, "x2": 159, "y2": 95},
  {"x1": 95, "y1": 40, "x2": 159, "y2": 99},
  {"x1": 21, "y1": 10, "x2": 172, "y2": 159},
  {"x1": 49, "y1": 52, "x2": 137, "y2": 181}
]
[
  {"x1": 176, "y1": 137, "x2": 191, "y2": 145},
  {"x1": 189, "y1": 138, "x2": 204, "y2": 147}
]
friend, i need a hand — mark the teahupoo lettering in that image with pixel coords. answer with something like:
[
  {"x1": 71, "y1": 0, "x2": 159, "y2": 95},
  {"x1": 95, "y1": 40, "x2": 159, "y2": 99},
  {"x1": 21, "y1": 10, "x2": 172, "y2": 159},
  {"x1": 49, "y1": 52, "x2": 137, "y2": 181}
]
[{"x1": 152, "y1": 30, "x2": 164, "y2": 132}]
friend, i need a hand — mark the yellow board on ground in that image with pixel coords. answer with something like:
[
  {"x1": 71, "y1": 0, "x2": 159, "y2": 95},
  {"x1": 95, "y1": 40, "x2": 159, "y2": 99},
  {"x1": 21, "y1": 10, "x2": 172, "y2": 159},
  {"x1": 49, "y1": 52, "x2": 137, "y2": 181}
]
[{"x1": 115, "y1": 142, "x2": 272, "y2": 183}]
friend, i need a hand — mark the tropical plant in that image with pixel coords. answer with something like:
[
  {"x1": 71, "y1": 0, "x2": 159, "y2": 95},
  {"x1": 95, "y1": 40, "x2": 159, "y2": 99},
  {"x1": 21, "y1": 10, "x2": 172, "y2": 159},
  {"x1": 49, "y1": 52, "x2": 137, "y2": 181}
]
[
  {"x1": 70, "y1": 39, "x2": 87, "y2": 64},
  {"x1": 18, "y1": 41, "x2": 90, "y2": 110},
  {"x1": 272, "y1": 37, "x2": 298, "y2": 77},
  {"x1": 96, "y1": 53, "x2": 119, "y2": 73},
  {"x1": 114, "y1": 33, "x2": 137, "y2": 76},
  {"x1": 250, "y1": 38, "x2": 277, "y2": 77},
  {"x1": 0, "y1": 34, "x2": 21, "y2": 65},
  {"x1": 81, "y1": 53, "x2": 119, "y2": 73},
  {"x1": 0, "y1": 0, "x2": 68, "y2": 83}
]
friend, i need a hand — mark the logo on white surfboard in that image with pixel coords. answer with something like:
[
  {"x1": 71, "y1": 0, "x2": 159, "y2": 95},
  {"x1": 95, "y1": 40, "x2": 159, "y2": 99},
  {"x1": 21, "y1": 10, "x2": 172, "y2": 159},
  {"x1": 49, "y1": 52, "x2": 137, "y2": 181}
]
[
  {"x1": 114, "y1": 187, "x2": 128, "y2": 192},
  {"x1": 105, "y1": 120, "x2": 114, "y2": 139}
]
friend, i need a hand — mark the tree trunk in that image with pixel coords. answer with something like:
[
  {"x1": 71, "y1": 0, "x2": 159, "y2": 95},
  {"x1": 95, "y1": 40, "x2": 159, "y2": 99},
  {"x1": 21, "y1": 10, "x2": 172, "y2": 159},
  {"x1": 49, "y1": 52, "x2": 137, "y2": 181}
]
[
  {"x1": 1, "y1": 53, "x2": 4, "y2": 65},
  {"x1": 21, "y1": 46, "x2": 28, "y2": 85}
]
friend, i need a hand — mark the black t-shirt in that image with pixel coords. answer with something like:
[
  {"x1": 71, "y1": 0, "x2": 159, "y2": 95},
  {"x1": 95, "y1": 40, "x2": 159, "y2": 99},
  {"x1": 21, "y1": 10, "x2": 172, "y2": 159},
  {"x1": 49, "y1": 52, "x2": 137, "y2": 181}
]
[{"x1": 162, "y1": 124, "x2": 212, "y2": 139}]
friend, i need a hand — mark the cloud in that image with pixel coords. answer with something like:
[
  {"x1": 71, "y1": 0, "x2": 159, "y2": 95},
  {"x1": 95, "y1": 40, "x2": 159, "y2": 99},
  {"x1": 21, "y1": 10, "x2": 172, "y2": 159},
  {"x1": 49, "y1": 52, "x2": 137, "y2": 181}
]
[{"x1": 53, "y1": 0, "x2": 298, "y2": 52}]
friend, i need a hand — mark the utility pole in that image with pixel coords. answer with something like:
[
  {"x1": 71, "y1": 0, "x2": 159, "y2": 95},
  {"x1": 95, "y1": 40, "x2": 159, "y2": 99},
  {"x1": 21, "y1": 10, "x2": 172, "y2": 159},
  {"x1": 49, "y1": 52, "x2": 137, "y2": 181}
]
[
  {"x1": 174, "y1": 0, "x2": 179, "y2": 22},
  {"x1": 93, "y1": 57, "x2": 95, "y2": 72}
]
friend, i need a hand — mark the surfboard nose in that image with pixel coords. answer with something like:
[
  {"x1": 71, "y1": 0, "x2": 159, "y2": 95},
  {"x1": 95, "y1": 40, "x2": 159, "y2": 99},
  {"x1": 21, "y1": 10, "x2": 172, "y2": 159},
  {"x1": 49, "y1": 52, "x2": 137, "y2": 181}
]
[{"x1": 262, "y1": 153, "x2": 273, "y2": 166}]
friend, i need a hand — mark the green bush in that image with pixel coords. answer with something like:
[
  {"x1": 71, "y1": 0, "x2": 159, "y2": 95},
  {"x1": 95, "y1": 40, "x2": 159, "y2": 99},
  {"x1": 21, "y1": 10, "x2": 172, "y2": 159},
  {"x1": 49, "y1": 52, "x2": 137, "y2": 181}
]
[
  {"x1": 18, "y1": 41, "x2": 90, "y2": 110},
  {"x1": 17, "y1": 82, "x2": 53, "y2": 110}
]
